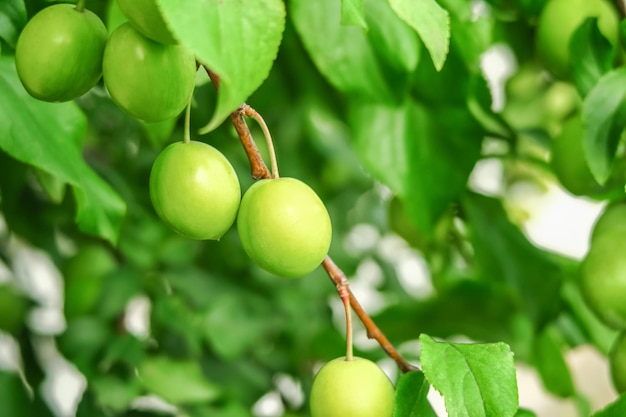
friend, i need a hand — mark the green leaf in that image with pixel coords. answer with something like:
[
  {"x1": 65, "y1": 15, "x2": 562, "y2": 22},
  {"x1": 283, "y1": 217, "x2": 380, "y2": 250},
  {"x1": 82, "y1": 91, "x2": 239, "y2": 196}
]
[
  {"x1": 202, "y1": 294, "x2": 271, "y2": 360},
  {"x1": 291, "y1": 0, "x2": 394, "y2": 102},
  {"x1": 350, "y1": 99, "x2": 482, "y2": 235},
  {"x1": 438, "y1": 0, "x2": 492, "y2": 69},
  {"x1": 463, "y1": 193, "x2": 562, "y2": 328},
  {"x1": 532, "y1": 326, "x2": 575, "y2": 397},
  {"x1": 570, "y1": 17, "x2": 615, "y2": 98},
  {"x1": 393, "y1": 371, "x2": 437, "y2": 417},
  {"x1": 419, "y1": 334, "x2": 518, "y2": 417},
  {"x1": 91, "y1": 375, "x2": 141, "y2": 413},
  {"x1": 0, "y1": 370, "x2": 32, "y2": 417},
  {"x1": 582, "y1": 67, "x2": 626, "y2": 184},
  {"x1": 0, "y1": 0, "x2": 26, "y2": 48},
  {"x1": 138, "y1": 356, "x2": 221, "y2": 405},
  {"x1": 341, "y1": 0, "x2": 368, "y2": 29},
  {"x1": 592, "y1": 392, "x2": 626, "y2": 417},
  {"x1": 156, "y1": 0, "x2": 285, "y2": 133},
  {"x1": 388, "y1": 0, "x2": 450, "y2": 71},
  {"x1": 0, "y1": 56, "x2": 126, "y2": 244},
  {"x1": 515, "y1": 409, "x2": 537, "y2": 417},
  {"x1": 364, "y1": 0, "x2": 420, "y2": 75}
]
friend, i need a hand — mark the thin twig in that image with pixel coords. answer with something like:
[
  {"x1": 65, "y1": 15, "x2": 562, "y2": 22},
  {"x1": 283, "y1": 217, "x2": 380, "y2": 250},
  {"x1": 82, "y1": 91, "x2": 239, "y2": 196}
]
[
  {"x1": 323, "y1": 257, "x2": 418, "y2": 373},
  {"x1": 206, "y1": 68, "x2": 417, "y2": 373},
  {"x1": 242, "y1": 105, "x2": 280, "y2": 179},
  {"x1": 616, "y1": 0, "x2": 626, "y2": 18},
  {"x1": 334, "y1": 266, "x2": 353, "y2": 361},
  {"x1": 183, "y1": 95, "x2": 192, "y2": 144}
]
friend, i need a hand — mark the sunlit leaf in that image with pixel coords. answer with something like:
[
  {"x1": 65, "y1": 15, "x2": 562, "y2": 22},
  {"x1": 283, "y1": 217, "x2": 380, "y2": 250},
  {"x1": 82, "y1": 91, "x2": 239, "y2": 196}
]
[
  {"x1": 393, "y1": 371, "x2": 437, "y2": 417},
  {"x1": 341, "y1": 0, "x2": 368, "y2": 29},
  {"x1": 157, "y1": 0, "x2": 285, "y2": 132},
  {"x1": 582, "y1": 68, "x2": 626, "y2": 184},
  {"x1": 420, "y1": 334, "x2": 518, "y2": 417},
  {"x1": 388, "y1": 0, "x2": 450, "y2": 70}
]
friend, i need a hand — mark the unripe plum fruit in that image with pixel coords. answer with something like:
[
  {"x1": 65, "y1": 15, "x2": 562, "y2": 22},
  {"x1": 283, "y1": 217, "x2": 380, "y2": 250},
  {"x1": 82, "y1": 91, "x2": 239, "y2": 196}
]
[
  {"x1": 116, "y1": 0, "x2": 176, "y2": 44},
  {"x1": 580, "y1": 229, "x2": 626, "y2": 329},
  {"x1": 15, "y1": 4, "x2": 108, "y2": 102},
  {"x1": 550, "y1": 115, "x2": 603, "y2": 196},
  {"x1": 150, "y1": 141, "x2": 241, "y2": 240},
  {"x1": 310, "y1": 356, "x2": 395, "y2": 417},
  {"x1": 236, "y1": 178, "x2": 332, "y2": 278},
  {"x1": 536, "y1": 0, "x2": 618, "y2": 79},
  {"x1": 102, "y1": 22, "x2": 196, "y2": 123}
]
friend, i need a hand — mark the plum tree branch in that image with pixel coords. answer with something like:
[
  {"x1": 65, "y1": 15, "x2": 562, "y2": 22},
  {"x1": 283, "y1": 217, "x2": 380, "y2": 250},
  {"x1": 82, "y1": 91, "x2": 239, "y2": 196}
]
[
  {"x1": 616, "y1": 0, "x2": 626, "y2": 18},
  {"x1": 205, "y1": 68, "x2": 417, "y2": 373}
]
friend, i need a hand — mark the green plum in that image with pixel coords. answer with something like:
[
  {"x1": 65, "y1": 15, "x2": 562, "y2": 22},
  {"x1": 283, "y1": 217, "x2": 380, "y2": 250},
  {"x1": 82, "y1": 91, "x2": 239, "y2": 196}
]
[
  {"x1": 102, "y1": 22, "x2": 196, "y2": 123},
  {"x1": 550, "y1": 116, "x2": 603, "y2": 196},
  {"x1": 150, "y1": 141, "x2": 241, "y2": 240},
  {"x1": 237, "y1": 177, "x2": 332, "y2": 278},
  {"x1": 591, "y1": 202, "x2": 626, "y2": 243},
  {"x1": 536, "y1": 0, "x2": 618, "y2": 79},
  {"x1": 116, "y1": 0, "x2": 176, "y2": 44},
  {"x1": 580, "y1": 229, "x2": 626, "y2": 329},
  {"x1": 15, "y1": 4, "x2": 108, "y2": 102},
  {"x1": 310, "y1": 356, "x2": 395, "y2": 417}
]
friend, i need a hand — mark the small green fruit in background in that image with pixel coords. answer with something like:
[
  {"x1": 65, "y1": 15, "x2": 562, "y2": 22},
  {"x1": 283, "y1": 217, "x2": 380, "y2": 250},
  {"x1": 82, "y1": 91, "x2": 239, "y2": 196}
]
[
  {"x1": 591, "y1": 202, "x2": 626, "y2": 243},
  {"x1": 63, "y1": 244, "x2": 118, "y2": 318},
  {"x1": 237, "y1": 178, "x2": 332, "y2": 278},
  {"x1": 536, "y1": 0, "x2": 618, "y2": 79},
  {"x1": 610, "y1": 331, "x2": 626, "y2": 392},
  {"x1": 550, "y1": 116, "x2": 602, "y2": 196},
  {"x1": 150, "y1": 141, "x2": 241, "y2": 240},
  {"x1": 15, "y1": 4, "x2": 108, "y2": 102},
  {"x1": 102, "y1": 22, "x2": 196, "y2": 123},
  {"x1": 116, "y1": 0, "x2": 176, "y2": 44},
  {"x1": 580, "y1": 229, "x2": 626, "y2": 329},
  {"x1": 310, "y1": 356, "x2": 395, "y2": 417}
]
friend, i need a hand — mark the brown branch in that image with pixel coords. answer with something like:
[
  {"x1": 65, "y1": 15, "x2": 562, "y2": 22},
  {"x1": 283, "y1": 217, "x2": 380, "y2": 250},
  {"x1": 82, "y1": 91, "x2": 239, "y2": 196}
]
[
  {"x1": 616, "y1": 0, "x2": 626, "y2": 18},
  {"x1": 230, "y1": 108, "x2": 272, "y2": 179},
  {"x1": 323, "y1": 257, "x2": 418, "y2": 373},
  {"x1": 206, "y1": 69, "x2": 271, "y2": 180},
  {"x1": 206, "y1": 67, "x2": 417, "y2": 373}
]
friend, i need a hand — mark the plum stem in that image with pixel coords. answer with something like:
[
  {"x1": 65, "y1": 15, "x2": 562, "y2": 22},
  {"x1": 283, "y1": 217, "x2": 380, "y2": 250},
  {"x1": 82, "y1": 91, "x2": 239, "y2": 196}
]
[
  {"x1": 183, "y1": 94, "x2": 192, "y2": 144},
  {"x1": 243, "y1": 105, "x2": 280, "y2": 179},
  {"x1": 205, "y1": 67, "x2": 270, "y2": 179},
  {"x1": 206, "y1": 70, "x2": 417, "y2": 374},
  {"x1": 337, "y1": 276, "x2": 354, "y2": 361}
]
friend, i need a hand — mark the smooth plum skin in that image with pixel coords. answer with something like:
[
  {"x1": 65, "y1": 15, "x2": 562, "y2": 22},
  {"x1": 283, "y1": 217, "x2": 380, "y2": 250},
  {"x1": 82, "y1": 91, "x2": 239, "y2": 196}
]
[
  {"x1": 116, "y1": 0, "x2": 176, "y2": 44},
  {"x1": 15, "y1": 4, "x2": 108, "y2": 102},
  {"x1": 237, "y1": 178, "x2": 332, "y2": 278},
  {"x1": 536, "y1": 0, "x2": 618, "y2": 79},
  {"x1": 591, "y1": 202, "x2": 626, "y2": 243},
  {"x1": 550, "y1": 116, "x2": 602, "y2": 196},
  {"x1": 310, "y1": 357, "x2": 395, "y2": 417},
  {"x1": 102, "y1": 23, "x2": 196, "y2": 123},
  {"x1": 580, "y1": 229, "x2": 626, "y2": 329},
  {"x1": 150, "y1": 141, "x2": 241, "y2": 240}
]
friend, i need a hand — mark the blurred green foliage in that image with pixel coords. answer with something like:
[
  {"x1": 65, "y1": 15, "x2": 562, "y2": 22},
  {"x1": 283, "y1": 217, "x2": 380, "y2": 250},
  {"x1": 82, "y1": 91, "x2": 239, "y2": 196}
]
[{"x1": 1, "y1": 0, "x2": 626, "y2": 415}]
